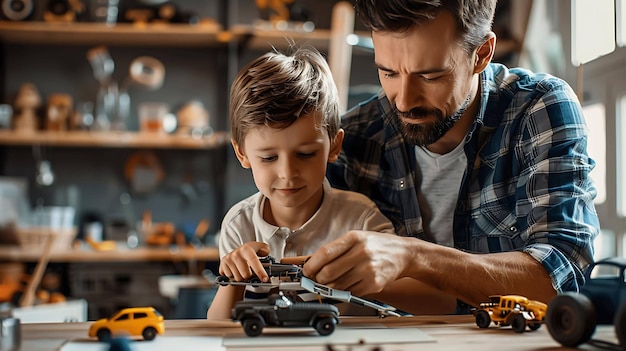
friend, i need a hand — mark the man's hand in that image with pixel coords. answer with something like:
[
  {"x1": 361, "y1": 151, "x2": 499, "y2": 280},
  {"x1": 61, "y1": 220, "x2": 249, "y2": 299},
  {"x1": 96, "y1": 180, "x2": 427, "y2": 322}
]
[
  {"x1": 302, "y1": 231, "x2": 411, "y2": 296},
  {"x1": 219, "y1": 242, "x2": 271, "y2": 282}
]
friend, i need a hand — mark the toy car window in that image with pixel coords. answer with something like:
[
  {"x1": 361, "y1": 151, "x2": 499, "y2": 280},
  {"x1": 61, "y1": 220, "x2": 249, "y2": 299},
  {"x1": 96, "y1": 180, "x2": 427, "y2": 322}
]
[
  {"x1": 152, "y1": 309, "x2": 163, "y2": 317},
  {"x1": 115, "y1": 313, "x2": 130, "y2": 321},
  {"x1": 134, "y1": 312, "x2": 147, "y2": 319},
  {"x1": 590, "y1": 264, "x2": 620, "y2": 279}
]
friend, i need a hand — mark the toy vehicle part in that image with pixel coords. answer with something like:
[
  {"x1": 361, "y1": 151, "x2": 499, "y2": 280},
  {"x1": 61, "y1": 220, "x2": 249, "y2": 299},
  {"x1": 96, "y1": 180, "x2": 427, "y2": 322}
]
[
  {"x1": 232, "y1": 292, "x2": 339, "y2": 337},
  {"x1": 473, "y1": 295, "x2": 547, "y2": 333},
  {"x1": 215, "y1": 255, "x2": 302, "y2": 286},
  {"x1": 299, "y1": 277, "x2": 406, "y2": 317},
  {"x1": 88, "y1": 307, "x2": 164, "y2": 341},
  {"x1": 546, "y1": 257, "x2": 626, "y2": 349}
]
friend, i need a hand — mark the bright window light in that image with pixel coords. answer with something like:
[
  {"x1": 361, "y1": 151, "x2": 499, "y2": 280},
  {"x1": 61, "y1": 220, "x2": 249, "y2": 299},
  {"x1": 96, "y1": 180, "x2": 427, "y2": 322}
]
[
  {"x1": 618, "y1": 95, "x2": 626, "y2": 216},
  {"x1": 618, "y1": 0, "x2": 626, "y2": 46},
  {"x1": 582, "y1": 103, "x2": 606, "y2": 205},
  {"x1": 593, "y1": 230, "x2": 616, "y2": 262},
  {"x1": 571, "y1": 0, "x2": 616, "y2": 65}
]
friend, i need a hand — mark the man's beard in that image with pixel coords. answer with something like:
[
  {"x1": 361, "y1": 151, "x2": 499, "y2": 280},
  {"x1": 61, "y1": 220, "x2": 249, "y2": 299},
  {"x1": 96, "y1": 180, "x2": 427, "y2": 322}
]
[{"x1": 392, "y1": 93, "x2": 472, "y2": 146}]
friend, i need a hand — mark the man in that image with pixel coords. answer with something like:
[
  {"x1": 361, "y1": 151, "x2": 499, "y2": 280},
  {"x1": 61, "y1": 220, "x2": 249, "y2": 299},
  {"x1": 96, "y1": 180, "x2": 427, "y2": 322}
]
[{"x1": 303, "y1": 0, "x2": 599, "y2": 314}]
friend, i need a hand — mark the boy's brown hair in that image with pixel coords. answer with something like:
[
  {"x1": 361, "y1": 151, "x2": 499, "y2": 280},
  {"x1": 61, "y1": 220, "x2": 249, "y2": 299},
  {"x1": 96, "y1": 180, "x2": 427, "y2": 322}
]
[{"x1": 230, "y1": 46, "x2": 340, "y2": 147}]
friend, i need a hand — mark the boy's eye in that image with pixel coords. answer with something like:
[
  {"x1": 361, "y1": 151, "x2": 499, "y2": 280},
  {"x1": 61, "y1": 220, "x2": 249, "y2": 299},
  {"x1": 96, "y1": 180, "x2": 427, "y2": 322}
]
[
  {"x1": 297, "y1": 152, "x2": 316, "y2": 158},
  {"x1": 260, "y1": 155, "x2": 277, "y2": 162}
]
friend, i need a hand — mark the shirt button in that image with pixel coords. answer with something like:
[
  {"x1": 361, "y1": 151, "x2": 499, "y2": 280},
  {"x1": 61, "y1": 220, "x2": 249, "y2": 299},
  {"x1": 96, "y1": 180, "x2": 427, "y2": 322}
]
[
  {"x1": 399, "y1": 180, "x2": 405, "y2": 188},
  {"x1": 509, "y1": 226, "x2": 518, "y2": 233}
]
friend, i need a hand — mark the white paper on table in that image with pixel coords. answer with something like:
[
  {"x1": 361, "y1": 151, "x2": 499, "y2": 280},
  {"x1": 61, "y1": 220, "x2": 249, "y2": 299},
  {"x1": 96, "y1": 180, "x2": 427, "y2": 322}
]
[
  {"x1": 60, "y1": 336, "x2": 226, "y2": 351},
  {"x1": 223, "y1": 327, "x2": 435, "y2": 348}
]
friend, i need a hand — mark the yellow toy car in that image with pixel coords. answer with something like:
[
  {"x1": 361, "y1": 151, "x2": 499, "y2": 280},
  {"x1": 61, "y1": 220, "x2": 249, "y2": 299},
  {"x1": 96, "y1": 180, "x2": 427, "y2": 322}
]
[
  {"x1": 88, "y1": 307, "x2": 165, "y2": 341},
  {"x1": 473, "y1": 295, "x2": 547, "y2": 333}
]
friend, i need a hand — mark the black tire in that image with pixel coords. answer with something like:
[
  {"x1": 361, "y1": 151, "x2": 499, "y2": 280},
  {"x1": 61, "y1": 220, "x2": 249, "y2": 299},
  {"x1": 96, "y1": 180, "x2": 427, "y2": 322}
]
[
  {"x1": 546, "y1": 292, "x2": 597, "y2": 347},
  {"x1": 216, "y1": 275, "x2": 230, "y2": 286},
  {"x1": 96, "y1": 328, "x2": 111, "y2": 342},
  {"x1": 511, "y1": 314, "x2": 527, "y2": 333},
  {"x1": 615, "y1": 302, "x2": 626, "y2": 347},
  {"x1": 475, "y1": 310, "x2": 491, "y2": 328},
  {"x1": 314, "y1": 317, "x2": 336, "y2": 336},
  {"x1": 243, "y1": 317, "x2": 264, "y2": 337},
  {"x1": 142, "y1": 327, "x2": 157, "y2": 341},
  {"x1": 528, "y1": 323, "x2": 541, "y2": 331}
]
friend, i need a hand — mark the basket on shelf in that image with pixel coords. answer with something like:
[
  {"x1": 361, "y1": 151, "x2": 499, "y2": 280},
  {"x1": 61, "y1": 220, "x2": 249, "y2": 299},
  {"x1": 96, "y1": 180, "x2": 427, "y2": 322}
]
[{"x1": 17, "y1": 227, "x2": 77, "y2": 251}]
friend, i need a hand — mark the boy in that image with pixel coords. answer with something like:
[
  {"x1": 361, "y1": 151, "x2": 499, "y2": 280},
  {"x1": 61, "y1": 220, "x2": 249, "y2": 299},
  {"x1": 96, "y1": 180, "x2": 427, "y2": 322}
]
[{"x1": 206, "y1": 47, "x2": 393, "y2": 320}]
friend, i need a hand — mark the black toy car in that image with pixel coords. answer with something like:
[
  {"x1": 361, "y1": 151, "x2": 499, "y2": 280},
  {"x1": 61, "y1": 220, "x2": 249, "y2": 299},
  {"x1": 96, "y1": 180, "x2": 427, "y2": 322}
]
[
  {"x1": 546, "y1": 256, "x2": 626, "y2": 348},
  {"x1": 232, "y1": 293, "x2": 340, "y2": 337},
  {"x1": 215, "y1": 255, "x2": 302, "y2": 286}
]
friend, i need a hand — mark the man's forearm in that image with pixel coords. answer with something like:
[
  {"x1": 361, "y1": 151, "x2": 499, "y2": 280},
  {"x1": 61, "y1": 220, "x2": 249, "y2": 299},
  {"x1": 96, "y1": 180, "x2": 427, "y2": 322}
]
[{"x1": 405, "y1": 239, "x2": 557, "y2": 307}]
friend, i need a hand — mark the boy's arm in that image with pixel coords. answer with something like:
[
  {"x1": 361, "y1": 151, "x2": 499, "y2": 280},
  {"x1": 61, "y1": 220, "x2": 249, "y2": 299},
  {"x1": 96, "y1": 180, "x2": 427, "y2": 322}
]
[{"x1": 207, "y1": 285, "x2": 245, "y2": 320}]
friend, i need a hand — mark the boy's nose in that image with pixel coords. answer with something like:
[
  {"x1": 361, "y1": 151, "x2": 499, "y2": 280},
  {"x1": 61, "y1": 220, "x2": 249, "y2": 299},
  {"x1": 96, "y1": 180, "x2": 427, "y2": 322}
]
[{"x1": 278, "y1": 158, "x2": 299, "y2": 179}]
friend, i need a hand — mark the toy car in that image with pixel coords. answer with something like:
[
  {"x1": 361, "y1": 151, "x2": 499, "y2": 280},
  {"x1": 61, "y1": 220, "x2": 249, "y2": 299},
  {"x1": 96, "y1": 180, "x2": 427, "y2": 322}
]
[
  {"x1": 473, "y1": 295, "x2": 547, "y2": 333},
  {"x1": 546, "y1": 256, "x2": 626, "y2": 348},
  {"x1": 215, "y1": 255, "x2": 302, "y2": 286},
  {"x1": 88, "y1": 307, "x2": 165, "y2": 341},
  {"x1": 232, "y1": 292, "x2": 340, "y2": 337}
]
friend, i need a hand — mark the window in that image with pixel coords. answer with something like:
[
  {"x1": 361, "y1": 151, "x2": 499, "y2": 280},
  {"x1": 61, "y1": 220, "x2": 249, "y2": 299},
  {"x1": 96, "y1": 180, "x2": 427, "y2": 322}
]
[
  {"x1": 571, "y1": 0, "x2": 616, "y2": 65},
  {"x1": 618, "y1": 0, "x2": 626, "y2": 46},
  {"x1": 134, "y1": 312, "x2": 147, "y2": 319},
  {"x1": 115, "y1": 313, "x2": 130, "y2": 321}
]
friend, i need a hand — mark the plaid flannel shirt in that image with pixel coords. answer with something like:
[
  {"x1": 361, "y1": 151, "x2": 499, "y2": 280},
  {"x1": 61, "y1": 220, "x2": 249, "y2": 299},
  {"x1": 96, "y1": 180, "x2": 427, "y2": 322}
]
[{"x1": 327, "y1": 63, "x2": 599, "y2": 294}]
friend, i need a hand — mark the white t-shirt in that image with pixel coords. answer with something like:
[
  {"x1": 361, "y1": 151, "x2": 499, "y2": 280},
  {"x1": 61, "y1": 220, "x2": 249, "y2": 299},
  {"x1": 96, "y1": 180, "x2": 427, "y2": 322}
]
[
  {"x1": 219, "y1": 178, "x2": 394, "y2": 260},
  {"x1": 415, "y1": 142, "x2": 467, "y2": 247}
]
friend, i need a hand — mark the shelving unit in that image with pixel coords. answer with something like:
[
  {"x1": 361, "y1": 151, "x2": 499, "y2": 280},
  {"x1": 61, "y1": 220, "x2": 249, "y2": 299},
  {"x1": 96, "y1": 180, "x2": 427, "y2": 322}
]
[
  {"x1": 0, "y1": 130, "x2": 230, "y2": 149},
  {"x1": 0, "y1": 21, "x2": 226, "y2": 47},
  {"x1": 0, "y1": 1, "x2": 359, "y2": 320}
]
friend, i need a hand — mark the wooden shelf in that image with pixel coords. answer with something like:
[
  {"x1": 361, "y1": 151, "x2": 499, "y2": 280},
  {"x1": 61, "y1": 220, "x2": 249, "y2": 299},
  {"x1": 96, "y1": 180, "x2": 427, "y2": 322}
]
[
  {"x1": 0, "y1": 245, "x2": 219, "y2": 262},
  {"x1": 230, "y1": 25, "x2": 334, "y2": 51},
  {"x1": 0, "y1": 21, "x2": 227, "y2": 47},
  {"x1": 0, "y1": 130, "x2": 230, "y2": 149}
]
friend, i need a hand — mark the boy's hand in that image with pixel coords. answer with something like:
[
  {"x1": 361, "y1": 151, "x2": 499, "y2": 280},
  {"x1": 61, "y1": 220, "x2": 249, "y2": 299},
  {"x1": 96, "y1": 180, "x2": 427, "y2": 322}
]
[{"x1": 219, "y1": 242, "x2": 271, "y2": 282}]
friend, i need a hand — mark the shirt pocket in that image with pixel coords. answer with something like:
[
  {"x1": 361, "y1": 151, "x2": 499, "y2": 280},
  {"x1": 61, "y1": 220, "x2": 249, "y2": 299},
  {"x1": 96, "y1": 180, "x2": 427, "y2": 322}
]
[{"x1": 469, "y1": 204, "x2": 525, "y2": 253}]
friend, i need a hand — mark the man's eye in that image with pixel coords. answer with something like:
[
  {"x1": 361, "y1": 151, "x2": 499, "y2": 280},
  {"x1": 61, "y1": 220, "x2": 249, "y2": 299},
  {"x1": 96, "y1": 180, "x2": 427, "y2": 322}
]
[
  {"x1": 422, "y1": 75, "x2": 442, "y2": 82},
  {"x1": 297, "y1": 152, "x2": 316, "y2": 158},
  {"x1": 382, "y1": 72, "x2": 397, "y2": 79}
]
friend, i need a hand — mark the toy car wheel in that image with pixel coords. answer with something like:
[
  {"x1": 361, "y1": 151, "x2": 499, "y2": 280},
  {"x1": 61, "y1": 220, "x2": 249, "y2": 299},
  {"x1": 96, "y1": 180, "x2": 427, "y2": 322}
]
[
  {"x1": 216, "y1": 276, "x2": 230, "y2": 286},
  {"x1": 249, "y1": 277, "x2": 262, "y2": 287},
  {"x1": 511, "y1": 314, "x2": 527, "y2": 333},
  {"x1": 242, "y1": 317, "x2": 264, "y2": 337},
  {"x1": 314, "y1": 317, "x2": 336, "y2": 336},
  {"x1": 475, "y1": 310, "x2": 491, "y2": 328},
  {"x1": 96, "y1": 328, "x2": 111, "y2": 342},
  {"x1": 615, "y1": 302, "x2": 626, "y2": 347},
  {"x1": 546, "y1": 292, "x2": 596, "y2": 347},
  {"x1": 527, "y1": 322, "x2": 541, "y2": 331},
  {"x1": 142, "y1": 327, "x2": 157, "y2": 341}
]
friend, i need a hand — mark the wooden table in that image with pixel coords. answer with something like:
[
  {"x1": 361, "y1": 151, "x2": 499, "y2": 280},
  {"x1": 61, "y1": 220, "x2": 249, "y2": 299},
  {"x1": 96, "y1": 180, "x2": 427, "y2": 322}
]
[{"x1": 20, "y1": 315, "x2": 620, "y2": 350}]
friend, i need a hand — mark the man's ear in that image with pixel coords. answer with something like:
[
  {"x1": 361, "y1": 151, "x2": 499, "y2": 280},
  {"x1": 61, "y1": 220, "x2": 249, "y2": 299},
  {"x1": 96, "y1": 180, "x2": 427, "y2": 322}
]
[
  {"x1": 231, "y1": 139, "x2": 251, "y2": 169},
  {"x1": 473, "y1": 32, "x2": 496, "y2": 74},
  {"x1": 328, "y1": 129, "x2": 344, "y2": 163}
]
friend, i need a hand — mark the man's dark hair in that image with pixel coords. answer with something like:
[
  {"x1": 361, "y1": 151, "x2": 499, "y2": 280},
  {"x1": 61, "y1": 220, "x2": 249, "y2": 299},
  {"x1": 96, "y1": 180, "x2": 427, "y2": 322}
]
[{"x1": 355, "y1": 0, "x2": 497, "y2": 53}]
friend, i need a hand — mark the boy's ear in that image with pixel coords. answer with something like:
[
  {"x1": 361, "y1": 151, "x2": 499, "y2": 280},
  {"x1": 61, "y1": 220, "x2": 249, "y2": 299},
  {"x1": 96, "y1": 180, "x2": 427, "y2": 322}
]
[
  {"x1": 231, "y1": 139, "x2": 251, "y2": 169},
  {"x1": 328, "y1": 129, "x2": 344, "y2": 163}
]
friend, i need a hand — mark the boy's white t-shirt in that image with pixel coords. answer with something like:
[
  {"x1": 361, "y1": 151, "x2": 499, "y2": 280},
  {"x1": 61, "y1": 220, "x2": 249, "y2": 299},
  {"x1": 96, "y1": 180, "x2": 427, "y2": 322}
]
[{"x1": 219, "y1": 178, "x2": 394, "y2": 261}]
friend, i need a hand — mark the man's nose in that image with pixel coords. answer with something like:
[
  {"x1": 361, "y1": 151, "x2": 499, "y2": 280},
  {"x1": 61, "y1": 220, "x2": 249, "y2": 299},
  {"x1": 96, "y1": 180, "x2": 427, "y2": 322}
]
[{"x1": 395, "y1": 77, "x2": 422, "y2": 112}]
